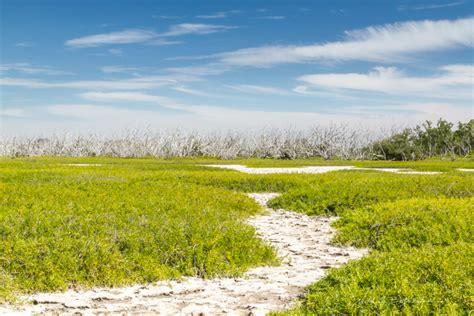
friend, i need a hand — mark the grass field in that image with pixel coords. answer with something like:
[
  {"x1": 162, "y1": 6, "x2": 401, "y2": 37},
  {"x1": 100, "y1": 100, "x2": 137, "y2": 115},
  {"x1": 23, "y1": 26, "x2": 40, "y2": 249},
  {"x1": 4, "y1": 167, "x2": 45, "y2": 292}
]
[{"x1": 0, "y1": 157, "x2": 473, "y2": 313}]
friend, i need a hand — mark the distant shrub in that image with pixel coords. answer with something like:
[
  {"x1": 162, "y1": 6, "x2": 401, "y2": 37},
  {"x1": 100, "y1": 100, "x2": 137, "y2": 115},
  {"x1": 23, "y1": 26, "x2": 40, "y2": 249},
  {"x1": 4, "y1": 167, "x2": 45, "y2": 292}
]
[{"x1": 369, "y1": 119, "x2": 474, "y2": 161}]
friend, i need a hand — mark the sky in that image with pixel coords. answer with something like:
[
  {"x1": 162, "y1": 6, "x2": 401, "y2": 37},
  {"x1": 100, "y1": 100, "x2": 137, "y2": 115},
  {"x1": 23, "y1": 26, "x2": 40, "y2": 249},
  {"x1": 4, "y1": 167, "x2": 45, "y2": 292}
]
[{"x1": 0, "y1": 0, "x2": 473, "y2": 136}]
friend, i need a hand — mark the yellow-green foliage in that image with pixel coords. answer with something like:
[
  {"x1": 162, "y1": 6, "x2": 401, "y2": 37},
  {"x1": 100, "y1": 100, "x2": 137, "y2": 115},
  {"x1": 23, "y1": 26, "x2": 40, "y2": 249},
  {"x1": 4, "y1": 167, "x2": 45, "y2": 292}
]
[
  {"x1": 0, "y1": 161, "x2": 279, "y2": 298},
  {"x1": 293, "y1": 243, "x2": 473, "y2": 314},
  {"x1": 0, "y1": 157, "x2": 473, "y2": 313},
  {"x1": 275, "y1": 188, "x2": 473, "y2": 314},
  {"x1": 333, "y1": 197, "x2": 473, "y2": 250},
  {"x1": 268, "y1": 172, "x2": 473, "y2": 215}
]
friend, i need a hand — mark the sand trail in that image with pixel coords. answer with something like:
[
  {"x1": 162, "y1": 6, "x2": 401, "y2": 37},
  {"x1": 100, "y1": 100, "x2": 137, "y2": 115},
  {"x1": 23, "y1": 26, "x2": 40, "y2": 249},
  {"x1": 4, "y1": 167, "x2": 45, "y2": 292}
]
[
  {"x1": 1, "y1": 193, "x2": 366, "y2": 316},
  {"x1": 203, "y1": 164, "x2": 441, "y2": 174}
]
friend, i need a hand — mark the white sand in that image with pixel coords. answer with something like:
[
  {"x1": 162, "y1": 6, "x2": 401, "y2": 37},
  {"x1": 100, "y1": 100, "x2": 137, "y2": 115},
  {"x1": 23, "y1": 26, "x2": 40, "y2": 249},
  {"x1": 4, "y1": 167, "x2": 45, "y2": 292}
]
[
  {"x1": 0, "y1": 193, "x2": 366, "y2": 316},
  {"x1": 204, "y1": 164, "x2": 441, "y2": 175},
  {"x1": 204, "y1": 165, "x2": 356, "y2": 174}
]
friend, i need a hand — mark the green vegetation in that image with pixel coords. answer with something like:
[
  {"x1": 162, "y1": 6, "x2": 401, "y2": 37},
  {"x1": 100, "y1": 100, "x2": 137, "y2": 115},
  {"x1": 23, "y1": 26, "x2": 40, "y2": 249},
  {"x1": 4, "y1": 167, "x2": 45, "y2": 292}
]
[
  {"x1": 268, "y1": 172, "x2": 473, "y2": 216},
  {"x1": 272, "y1": 176, "x2": 473, "y2": 314},
  {"x1": 333, "y1": 198, "x2": 473, "y2": 250},
  {"x1": 0, "y1": 159, "x2": 280, "y2": 299},
  {"x1": 289, "y1": 243, "x2": 473, "y2": 315},
  {"x1": 369, "y1": 119, "x2": 473, "y2": 160},
  {"x1": 0, "y1": 157, "x2": 473, "y2": 314}
]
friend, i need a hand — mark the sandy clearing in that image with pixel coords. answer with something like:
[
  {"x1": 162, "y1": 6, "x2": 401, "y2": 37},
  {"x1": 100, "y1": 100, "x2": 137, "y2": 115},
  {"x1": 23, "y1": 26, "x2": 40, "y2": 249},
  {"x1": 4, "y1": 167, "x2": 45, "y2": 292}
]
[
  {"x1": 203, "y1": 164, "x2": 441, "y2": 175},
  {"x1": 203, "y1": 165, "x2": 356, "y2": 174},
  {"x1": 0, "y1": 193, "x2": 366, "y2": 316}
]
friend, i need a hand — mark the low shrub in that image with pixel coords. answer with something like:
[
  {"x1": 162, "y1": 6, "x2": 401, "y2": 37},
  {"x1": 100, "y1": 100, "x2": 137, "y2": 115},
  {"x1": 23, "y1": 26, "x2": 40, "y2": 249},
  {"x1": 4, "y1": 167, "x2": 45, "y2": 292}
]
[
  {"x1": 294, "y1": 243, "x2": 473, "y2": 314},
  {"x1": 333, "y1": 197, "x2": 473, "y2": 250},
  {"x1": 0, "y1": 179, "x2": 277, "y2": 298},
  {"x1": 268, "y1": 172, "x2": 473, "y2": 216}
]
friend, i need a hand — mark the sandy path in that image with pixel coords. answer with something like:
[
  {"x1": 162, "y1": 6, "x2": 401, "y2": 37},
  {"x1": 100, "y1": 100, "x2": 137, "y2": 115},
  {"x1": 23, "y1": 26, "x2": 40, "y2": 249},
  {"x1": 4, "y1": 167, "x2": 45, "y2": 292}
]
[
  {"x1": 203, "y1": 164, "x2": 441, "y2": 175},
  {"x1": 1, "y1": 193, "x2": 366, "y2": 316}
]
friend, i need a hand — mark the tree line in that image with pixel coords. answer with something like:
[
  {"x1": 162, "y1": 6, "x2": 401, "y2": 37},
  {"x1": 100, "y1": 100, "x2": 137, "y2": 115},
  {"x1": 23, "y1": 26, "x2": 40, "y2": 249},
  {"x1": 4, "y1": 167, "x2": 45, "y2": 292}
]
[{"x1": 368, "y1": 119, "x2": 473, "y2": 160}]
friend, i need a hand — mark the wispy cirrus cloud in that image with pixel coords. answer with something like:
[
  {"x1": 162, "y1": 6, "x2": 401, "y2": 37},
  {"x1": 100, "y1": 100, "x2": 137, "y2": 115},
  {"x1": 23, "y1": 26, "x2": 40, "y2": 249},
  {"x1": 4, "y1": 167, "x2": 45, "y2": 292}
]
[
  {"x1": 0, "y1": 63, "x2": 69, "y2": 75},
  {"x1": 398, "y1": 1, "x2": 464, "y2": 11},
  {"x1": 214, "y1": 17, "x2": 473, "y2": 67},
  {"x1": 196, "y1": 12, "x2": 228, "y2": 19},
  {"x1": 0, "y1": 75, "x2": 187, "y2": 90},
  {"x1": 79, "y1": 91, "x2": 184, "y2": 110},
  {"x1": 160, "y1": 23, "x2": 237, "y2": 36},
  {"x1": 13, "y1": 42, "x2": 35, "y2": 47},
  {"x1": 165, "y1": 63, "x2": 231, "y2": 76},
  {"x1": 65, "y1": 23, "x2": 237, "y2": 48},
  {"x1": 100, "y1": 65, "x2": 148, "y2": 74},
  {"x1": 298, "y1": 64, "x2": 473, "y2": 99},
  {"x1": 152, "y1": 15, "x2": 186, "y2": 19},
  {"x1": 171, "y1": 86, "x2": 218, "y2": 97},
  {"x1": 258, "y1": 16, "x2": 286, "y2": 20},
  {"x1": 196, "y1": 10, "x2": 241, "y2": 19},
  {"x1": 224, "y1": 84, "x2": 292, "y2": 95},
  {"x1": 65, "y1": 29, "x2": 157, "y2": 47}
]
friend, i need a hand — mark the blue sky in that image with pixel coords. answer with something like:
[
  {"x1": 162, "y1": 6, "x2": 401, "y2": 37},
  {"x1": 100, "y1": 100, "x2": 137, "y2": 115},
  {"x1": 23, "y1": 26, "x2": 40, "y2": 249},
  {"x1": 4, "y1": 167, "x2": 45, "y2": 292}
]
[{"x1": 1, "y1": 0, "x2": 473, "y2": 135}]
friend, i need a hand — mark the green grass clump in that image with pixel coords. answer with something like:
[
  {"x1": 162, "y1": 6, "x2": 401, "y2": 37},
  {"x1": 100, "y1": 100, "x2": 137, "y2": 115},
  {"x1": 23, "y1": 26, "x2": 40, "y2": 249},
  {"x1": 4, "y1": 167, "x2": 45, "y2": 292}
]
[
  {"x1": 281, "y1": 197, "x2": 473, "y2": 315},
  {"x1": 295, "y1": 243, "x2": 473, "y2": 315},
  {"x1": 333, "y1": 197, "x2": 473, "y2": 250},
  {"x1": 0, "y1": 178, "x2": 277, "y2": 298},
  {"x1": 268, "y1": 172, "x2": 473, "y2": 216}
]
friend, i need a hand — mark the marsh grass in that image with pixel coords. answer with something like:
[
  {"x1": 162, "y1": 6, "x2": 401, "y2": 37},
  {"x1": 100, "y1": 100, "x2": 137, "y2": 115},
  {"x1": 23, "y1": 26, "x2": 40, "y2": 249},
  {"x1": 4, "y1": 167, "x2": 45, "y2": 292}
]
[
  {"x1": 268, "y1": 172, "x2": 473, "y2": 216},
  {"x1": 272, "y1": 177, "x2": 473, "y2": 314},
  {"x1": 1, "y1": 157, "x2": 473, "y2": 313},
  {"x1": 0, "y1": 163, "x2": 278, "y2": 298}
]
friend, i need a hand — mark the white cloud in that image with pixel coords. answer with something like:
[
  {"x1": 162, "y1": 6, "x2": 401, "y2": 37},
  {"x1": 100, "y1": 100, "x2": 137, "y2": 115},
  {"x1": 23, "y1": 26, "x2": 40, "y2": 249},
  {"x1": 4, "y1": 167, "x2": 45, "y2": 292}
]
[
  {"x1": 398, "y1": 1, "x2": 465, "y2": 11},
  {"x1": 196, "y1": 12, "x2": 228, "y2": 19},
  {"x1": 224, "y1": 84, "x2": 292, "y2": 95},
  {"x1": 100, "y1": 65, "x2": 144, "y2": 74},
  {"x1": 4, "y1": 89, "x2": 470, "y2": 135},
  {"x1": 196, "y1": 10, "x2": 241, "y2": 19},
  {"x1": 13, "y1": 42, "x2": 35, "y2": 47},
  {"x1": 216, "y1": 17, "x2": 473, "y2": 67},
  {"x1": 165, "y1": 64, "x2": 230, "y2": 76},
  {"x1": 0, "y1": 107, "x2": 27, "y2": 117},
  {"x1": 0, "y1": 63, "x2": 68, "y2": 75},
  {"x1": 65, "y1": 24, "x2": 237, "y2": 48},
  {"x1": 66, "y1": 30, "x2": 157, "y2": 47},
  {"x1": 47, "y1": 104, "x2": 185, "y2": 123},
  {"x1": 172, "y1": 86, "x2": 217, "y2": 97},
  {"x1": 258, "y1": 16, "x2": 286, "y2": 20},
  {"x1": 78, "y1": 91, "x2": 185, "y2": 110},
  {"x1": 298, "y1": 64, "x2": 473, "y2": 99},
  {"x1": 145, "y1": 38, "x2": 183, "y2": 45},
  {"x1": 0, "y1": 76, "x2": 180, "y2": 90},
  {"x1": 161, "y1": 23, "x2": 237, "y2": 36},
  {"x1": 152, "y1": 15, "x2": 186, "y2": 19}
]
